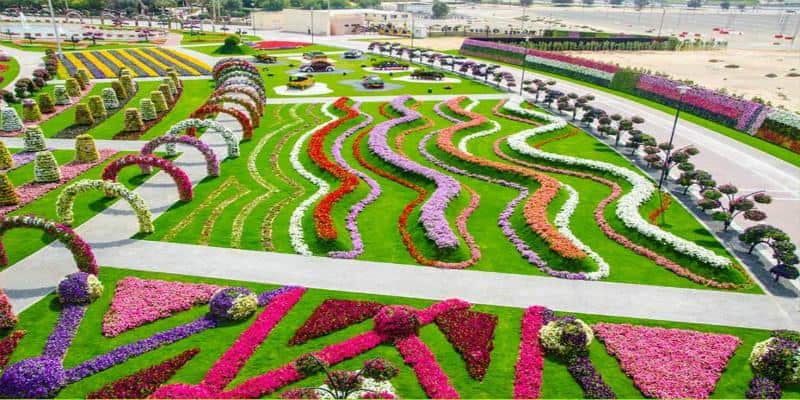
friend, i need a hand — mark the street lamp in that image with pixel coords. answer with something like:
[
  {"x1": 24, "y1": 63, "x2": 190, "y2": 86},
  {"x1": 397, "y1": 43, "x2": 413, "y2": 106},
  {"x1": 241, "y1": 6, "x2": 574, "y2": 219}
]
[
  {"x1": 46, "y1": 0, "x2": 63, "y2": 57},
  {"x1": 519, "y1": 36, "x2": 529, "y2": 95},
  {"x1": 657, "y1": 85, "x2": 690, "y2": 191}
]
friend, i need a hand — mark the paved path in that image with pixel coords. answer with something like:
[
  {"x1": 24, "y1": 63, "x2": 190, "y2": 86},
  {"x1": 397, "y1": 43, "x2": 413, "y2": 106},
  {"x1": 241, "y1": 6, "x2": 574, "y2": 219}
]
[{"x1": 0, "y1": 45, "x2": 44, "y2": 86}]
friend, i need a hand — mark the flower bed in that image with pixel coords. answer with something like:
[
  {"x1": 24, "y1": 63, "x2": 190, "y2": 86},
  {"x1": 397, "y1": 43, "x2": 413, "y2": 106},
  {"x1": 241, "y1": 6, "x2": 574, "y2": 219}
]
[
  {"x1": 289, "y1": 299, "x2": 383, "y2": 345},
  {"x1": 514, "y1": 306, "x2": 551, "y2": 399},
  {"x1": 434, "y1": 308, "x2": 498, "y2": 380},
  {"x1": 87, "y1": 348, "x2": 200, "y2": 399},
  {"x1": 251, "y1": 41, "x2": 311, "y2": 50},
  {"x1": 61, "y1": 49, "x2": 210, "y2": 78}
]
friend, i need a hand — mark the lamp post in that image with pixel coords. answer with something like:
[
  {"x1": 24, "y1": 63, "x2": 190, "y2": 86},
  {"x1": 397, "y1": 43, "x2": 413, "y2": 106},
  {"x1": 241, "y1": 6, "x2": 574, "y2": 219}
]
[
  {"x1": 656, "y1": 7, "x2": 666, "y2": 38},
  {"x1": 310, "y1": 7, "x2": 315, "y2": 44},
  {"x1": 657, "y1": 85, "x2": 690, "y2": 191},
  {"x1": 519, "y1": 35, "x2": 529, "y2": 95},
  {"x1": 46, "y1": 0, "x2": 63, "y2": 57}
]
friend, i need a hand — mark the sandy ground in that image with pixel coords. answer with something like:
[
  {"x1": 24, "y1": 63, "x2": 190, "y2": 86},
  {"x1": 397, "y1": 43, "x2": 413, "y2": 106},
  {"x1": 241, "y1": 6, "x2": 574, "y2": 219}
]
[{"x1": 567, "y1": 49, "x2": 800, "y2": 110}]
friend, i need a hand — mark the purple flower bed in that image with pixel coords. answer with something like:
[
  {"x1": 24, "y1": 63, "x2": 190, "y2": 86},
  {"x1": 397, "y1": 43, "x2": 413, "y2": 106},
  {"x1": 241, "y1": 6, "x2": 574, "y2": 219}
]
[
  {"x1": 368, "y1": 96, "x2": 461, "y2": 249},
  {"x1": 140, "y1": 48, "x2": 192, "y2": 76},
  {"x1": 42, "y1": 304, "x2": 87, "y2": 360},
  {"x1": 328, "y1": 102, "x2": 380, "y2": 259},
  {"x1": 73, "y1": 52, "x2": 106, "y2": 79},
  {"x1": 567, "y1": 355, "x2": 616, "y2": 399}
]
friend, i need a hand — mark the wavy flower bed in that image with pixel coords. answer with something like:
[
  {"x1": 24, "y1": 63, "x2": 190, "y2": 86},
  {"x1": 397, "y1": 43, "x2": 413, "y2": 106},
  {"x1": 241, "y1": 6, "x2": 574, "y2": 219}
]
[
  {"x1": 369, "y1": 96, "x2": 461, "y2": 249},
  {"x1": 309, "y1": 97, "x2": 361, "y2": 241},
  {"x1": 502, "y1": 98, "x2": 732, "y2": 269},
  {"x1": 594, "y1": 323, "x2": 741, "y2": 398},
  {"x1": 395, "y1": 334, "x2": 460, "y2": 399},
  {"x1": 0, "y1": 149, "x2": 117, "y2": 217},
  {"x1": 289, "y1": 299, "x2": 384, "y2": 345}
]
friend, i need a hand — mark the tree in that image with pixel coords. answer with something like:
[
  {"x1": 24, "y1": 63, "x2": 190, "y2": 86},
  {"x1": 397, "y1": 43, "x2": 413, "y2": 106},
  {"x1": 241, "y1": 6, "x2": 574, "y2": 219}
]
[
  {"x1": 698, "y1": 184, "x2": 772, "y2": 231},
  {"x1": 258, "y1": 0, "x2": 284, "y2": 10},
  {"x1": 222, "y1": 0, "x2": 243, "y2": 13},
  {"x1": 582, "y1": 0, "x2": 594, "y2": 5},
  {"x1": 676, "y1": 169, "x2": 715, "y2": 195},
  {"x1": 609, "y1": 0, "x2": 623, "y2": 4},
  {"x1": 720, "y1": 0, "x2": 731, "y2": 9},
  {"x1": 739, "y1": 225, "x2": 790, "y2": 254},
  {"x1": 432, "y1": 0, "x2": 449, "y2": 18},
  {"x1": 356, "y1": 0, "x2": 379, "y2": 8}
]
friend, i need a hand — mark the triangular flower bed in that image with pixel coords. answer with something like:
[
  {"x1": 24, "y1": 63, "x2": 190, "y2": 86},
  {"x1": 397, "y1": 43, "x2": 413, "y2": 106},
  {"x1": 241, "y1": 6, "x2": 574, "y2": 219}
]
[
  {"x1": 87, "y1": 348, "x2": 200, "y2": 399},
  {"x1": 435, "y1": 308, "x2": 498, "y2": 380},
  {"x1": 594, "y1": 323, "x2": 741, "y2": 399},
  {"x1": 289, "y1": 299, "x2": 383, "y2": 345},
  {"x1": 0, "y1": 330, "x2": 26, "y2": 369},
  {"x1": 102, "y1": 277, "x2": 222, "y2": 337}
]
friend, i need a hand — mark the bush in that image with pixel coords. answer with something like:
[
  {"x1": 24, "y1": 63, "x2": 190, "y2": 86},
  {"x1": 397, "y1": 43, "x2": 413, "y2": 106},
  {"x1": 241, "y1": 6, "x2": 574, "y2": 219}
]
[
  {"x1": 610, "y1": 68, "x2": 643, "y2": 94},
  {"x1": 123, "y1": 108, "x2": 144, "y2": 132},
  {"x1": 14, "y1": 78, "x2": 34, "y2": 98},
  {"x1": 150, "y1": 91, "x2": 168, "y2": 113},
  {"x1": 22, "y1": 99, "x2": 42, "y2": 122},
  {"x1": 111, "y1": 80, "x2": 127, "y2": 101},
  {"x1": 158, "y1": 84, "x2": 174, "y2": 104},
  {"x1": 88, "y1": 95, "x2": 107, "y2": 119},
  {"x1": 539, "y1": 316, "x2": 594, "y2": 359},
  {"x1": 38, "y1": 92, "x2": 55, "y2": 113},
  {"x1": 139, "y1": 99, "x2": 157, "y2": 121},
  {"x1": 74, "y1": 103, "x2": 95, "y2": 126},
  {"x1": 65, "y1": 78, "x2": 81, "y2": 97},
  {"x1": 1, "y1": 89, "x2": 16, "y2": 104},
  {"x1": 54, "y1": 85, "x2": 71, "y2": 105},
  {"x1": 222, "y1": 35, "x2": 241, "y2": 52}
]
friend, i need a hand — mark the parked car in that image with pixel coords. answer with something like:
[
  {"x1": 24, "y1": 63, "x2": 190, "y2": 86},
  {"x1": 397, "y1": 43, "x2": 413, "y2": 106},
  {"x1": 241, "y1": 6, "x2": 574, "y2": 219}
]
[
  {"x1": 299, "y1": 61, "x2": 335, "y2": 72},
  {"x1": 410, "y1": 70, "x2": 445, "y2": 81},
  {"x1": 372, "y1": 60, "x2": 409, "y2": 70},
  {"x1": 486, "y1": 64, "x2": 501, "y2": 73},
  {"x1": 254, "y1": 53, "x2": 277, "y2": 64},
  {"x1": 440, "y1": 56, "x2": 454, "y2": 66},
  {"x1": 362, "y1": 75, "x2": 384, "y2": 89},
  {"x1": 287, "y1": 73, "x2": 315, "y2": 90},
  {"x1": 302, "y1": 51, "x2": 326, "y2": 60},
  {"x1": 343, "y1": 49, "x2": 364, "y2": 59}
]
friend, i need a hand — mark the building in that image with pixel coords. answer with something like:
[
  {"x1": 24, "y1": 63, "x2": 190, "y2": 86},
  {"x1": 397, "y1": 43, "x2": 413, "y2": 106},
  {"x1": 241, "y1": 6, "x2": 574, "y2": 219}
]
[
  {"x1": 280, "y1": 8, "x2": 414, "y2": 36},
  {"x1": 251, "y1": 11, "x2": 283, "y2": 30}
]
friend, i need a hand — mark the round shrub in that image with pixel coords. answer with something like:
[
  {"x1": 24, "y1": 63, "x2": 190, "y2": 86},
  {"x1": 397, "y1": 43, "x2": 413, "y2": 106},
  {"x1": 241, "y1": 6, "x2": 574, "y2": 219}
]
[
  {"x1": 57, "y1": 271, "x2": 103, "y2": 304},
  {"x1": 88, "y1": 95, "x2": 107, "y2": 119},
  {"x1": 151, "y1": 91, "x2": 168, "y2": 113},
  {"x1": 54, "y1": 85, "x2": 71, "y2": 105},
  {"x1": 294, "y1": 353, "x2": 327, "y2": 377},
  {"x1": 123, "y1": 108, "x2": 144, "y2": 132},
  {"x1": 139, "y1": 99, "x2": 157, "y2": 121},
  {"x1": 539, "y1": 316, "x2": 594, "y2": 359},
  {"x1": 74, "y1": 103, "x2": 95, "y2": 126},
  {"x1": 0, "y1": 357, "x2": 66, "y2": 398},
  {"x1": 65, "y1": 78, "x2": 81, "y2": 97},
  {"x1": 750, "y1": 337, "x2": 800, "y2": 383},
  {"x1": 38, "y1": 92, "x2": 55, "y2": 113},
  {"x1": 373, "y1": 305, "x2": 419, "y2": 338},
  {"x1": 209, "y1": 287, "x2": 258, "y2": 321}
]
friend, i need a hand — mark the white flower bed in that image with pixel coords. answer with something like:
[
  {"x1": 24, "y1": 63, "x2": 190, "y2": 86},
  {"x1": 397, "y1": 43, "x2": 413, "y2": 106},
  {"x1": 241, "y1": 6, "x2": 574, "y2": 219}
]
[
  {"x1": 315, "y1": 376, "x2": 397, "y2": 399},
  {"x1": 273, "y1": 83, "x2": 333, "y2": 96},
  {"x1": 524, "y1": 54, "x2": 615, "y2": 83},
  {"x1": 391, "y1": 75, "x2": 461, "y2": 84},
  {"x1": 289, "y1": 101, "x2": 336, "y2": 256},
  {"x1": 503, "y1": 97, "x2": 731, "y2": 268},
  {"x1": 555, "y1": 184, "x2": 610, "y2": 279},
  {"x1": 457, "y1": 100, "x2": 503, "y2": 154}
]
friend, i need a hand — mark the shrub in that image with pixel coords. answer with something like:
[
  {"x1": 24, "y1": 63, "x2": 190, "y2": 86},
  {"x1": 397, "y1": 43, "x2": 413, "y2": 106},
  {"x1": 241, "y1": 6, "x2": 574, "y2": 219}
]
[
  {"x1": 74, "y1": 134, "x2": 100, "y2": 163},
  {"x1": 101, "y1": 88, "x2": 119, "y2": 110},
  {"x1": 111, "y1": 80, "x2": 127, "y2": 101},
  {"x1": 150, "y1": 91, "x2": 167, "y2": 113},
  {"x1": 72, "y1": 73, "x2": 86, "y2": 90},
  {"x1": 0, "y1": 173, "x2": 20, "y2": 206},
  {"x1": 32, "y1": 76, "x2": 45, "y2": 89},
  {"x1": 158, "y1": 83, "x2": 174, "y2": 104},
  {"x1": 65, "y1": 78, "x2": 81, "y2": 97},
  {"x1": 139, "y1": 99, "x2": 157, "y2": 121},
  {"x1": 0, "y1": 142, "x2": 14, "y2": 170},
  {"x1": 222, "y1": 35, "x2": 241, "y2": 52},
  {"x1": 294, "y1": 354, "x2": 327, "y2": 377},
  {"x1": 123, "y1": 108, "x2": 144, "y2": 132},
  {"x1": 539, "y1": 316, "x2": 594, "y2": 359},
  {"x1": 74, "y1": 103, "x2": 95, "y2": 126},
  {"x1": 23, "y1": 126, "x2": 47, "y2": 152},
  {"x1": 54, "y1": 85, "x2": 71, "y2": 105},
  {"x1": 22, "y1": 99, "x2": 42, "y2": 122},
  {"x1": 0, "y1": 108, "x2": 22, "y2": 132},
  {"x1": 38, "y1": 92, "x2": 55, "y2": 113},
  {"x1": 120, "y1": 75, "x2": 135, "y2": 98},
  {"x1": 13, "y1": 78, "x2": 33, "y2": 98},
  {"x1": 610, "y1": 68, "x2": 642, "y2": 94},
  {"x1": 1, "y1": 89, "x2": 16, "y2": 103},
  {"x1": 33, "y1": 150, "x2": 61, "y2": 183},
  {"x1": 88, "y1": 95, "x2": 107, "y2": 119}
]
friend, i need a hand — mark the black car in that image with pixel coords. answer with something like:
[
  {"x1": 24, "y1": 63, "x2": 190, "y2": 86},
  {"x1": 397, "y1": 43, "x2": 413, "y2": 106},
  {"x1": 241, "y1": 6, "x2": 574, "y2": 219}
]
[
  {"x1": 343, "y1": 49, "x2": 364, "y2": 59},
  {"x1": 299, "y1": 61, "x2": 335, "y2": 72},
  {"x1": 372, "y1": 60, "x2": 409, "y2": 70}
]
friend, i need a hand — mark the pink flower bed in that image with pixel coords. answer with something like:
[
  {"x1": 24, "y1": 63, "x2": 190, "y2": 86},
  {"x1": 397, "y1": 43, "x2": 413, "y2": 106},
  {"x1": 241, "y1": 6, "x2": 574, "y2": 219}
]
[
  {"x1": 0, "y1": 149, "x2": 117, "y2": 217},
  {"x1": 461, "y1": 38, "x2": 619, "y2": 73},
  {"x1": 395, "y1": 334, "x2": 460, "y2": 399},
  {"x1": 593, "y1": 323, "x2": 741, "y2": 399},
  {"x1": 102, "y1": 277, "x2": 221, "y2": 337},
  {"x1": 513, "y1": 306, "x2": 549, "y2": 399}
]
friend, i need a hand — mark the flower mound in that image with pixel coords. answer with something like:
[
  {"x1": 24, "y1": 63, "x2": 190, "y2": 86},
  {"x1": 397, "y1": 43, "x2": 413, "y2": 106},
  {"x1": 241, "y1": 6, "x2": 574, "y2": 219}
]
[
  {"x1": 434, "y1": 308, "x2": 498, "y2": 380},
  {"x1": 594, "y1": 323, "x2": 741, "y2": 398},
  {"x1": 210, "y1": 287, "x2": 258, "y2": 321},
  {"x1": 539, "y1": 316, "x2": 594, "y2": 358},
  {"x1": 56, "y1": 271, "x2": 103, "y2": 304},
  {"x1": 102, "y1": 277, "x2": 221, "y2": 337},
  {"x1": 373, "y1": 305, "x2": 420, "y2": 339},
  {"x1": 87, "y1": 348, "x2": 200, "y2": 399},
  {"x1": 0, "y1": 357, "x2": 66, "y2": 398},
  {"x1": 290, "y1": 299, "x2": 383, "y2": 345}
]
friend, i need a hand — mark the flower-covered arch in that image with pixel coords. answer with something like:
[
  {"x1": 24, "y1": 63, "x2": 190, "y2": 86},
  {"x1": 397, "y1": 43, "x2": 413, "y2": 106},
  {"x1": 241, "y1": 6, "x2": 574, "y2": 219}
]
[
  {"x1": 209, "y1": 95, "x2": 262, "y2": 127},
  {"x1": 217, "y1": 79, "x2": 266, "y2": 103},
  {"x1": 212, "y1": 85, "x2": 262, "y2": 108},
  {"x1": 212, "y1": 59, "x2": 259, "y2": 80},
  {"x1": 102, "y1": 155, "x2": 194, "y2": 202},
  {"x1": 217, "y1": 70, "x2": 263, "y2": 87},
  {"x1": 0, "y1": 215, "x2": 98, "y2": 274},
  {"x1": 191, "y1": 104, "x2": 254, "y2": 140},
  {"x1": 57, "y1": 179, "x2": 154, "y2": 234},
  {"x1": 140, "y1": 135, "x2": 220, "y2": 177},
  {"x1": 164, "y1": 118, "x2": 240, "y2": 158}
]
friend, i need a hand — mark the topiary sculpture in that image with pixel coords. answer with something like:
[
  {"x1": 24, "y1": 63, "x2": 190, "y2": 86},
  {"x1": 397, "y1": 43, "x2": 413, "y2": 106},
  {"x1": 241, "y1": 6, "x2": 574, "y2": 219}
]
[
  {"x1": 140, "y1": 99, "x2": 157, "y2": 121},
  {"x1": 74, "y1": 134, "x2": 100, "y2": 163},
  {"x1": 33, "y1": 150, "x2": 61, "y2": 183},
  {"x1": 88, "y1": 95, "x2": 107, "y2": 119},
  {"x1": 74, "y1": 103, "x2": 95, "y2": 126}
]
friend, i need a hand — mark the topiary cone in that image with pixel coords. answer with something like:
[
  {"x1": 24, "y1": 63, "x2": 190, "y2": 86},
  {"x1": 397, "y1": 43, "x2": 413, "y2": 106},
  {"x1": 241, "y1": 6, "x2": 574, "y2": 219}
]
[
  {"x1": 33, "y1": 150, "x2": 61, "y2": 183},
  {"x1": 22, "y1": 100, "x2": 42, "y2": 123},
  {"x1": 77, "y1": 69, "x2": 91, "y2": 86},
  {"x1": 74, "y1": 134, "x2": 100, "y2": 163},
  {"x1": 65, "y1": 78, "x2": 81, "y2": 97},
  {"x1": 38, "y1": 92, "x2": 55, "y2": 113},
  {"x1": 140, "y1": 99, "x2": 157, "y2": 121},
  {"x1": 158, "y1": 84, "x2": 174, "y2": 104},
  {"x1": 74, "y1": 103, "x2": 95, "y2": 126},
  {"x1": 120, "y1": 75, "x2": 135, "y2": 98},
  {"x1": 88, "y1": 95, "x2": 107, "y2": 119},
  {"x1": 150, "y1": 91, "x2": 167, "y2": 113},
  {"x1": 123, "y1": 108, "x2": 144, "y2": 132},
  {"x1": 54, "y1": 85, "x2": 71, "y2": 105},
  {"x1": 0, "y1": 141, "x2": 14, "y2": 170},
  {"x1": 0, "y1": 173, "x2": 20, "y2": 206},
  {"x1": 111, "y1": 80, "x2": 127, "y2": 101},
  {"x1": 73, "y1": 72, "x2": 86, "y2": 90},
  {"x1": 23, "y1": 126, "x2": 47, "y2": 152},
  {"x1": 163, "y1": 77, "x2": 177, "y2": 95}
]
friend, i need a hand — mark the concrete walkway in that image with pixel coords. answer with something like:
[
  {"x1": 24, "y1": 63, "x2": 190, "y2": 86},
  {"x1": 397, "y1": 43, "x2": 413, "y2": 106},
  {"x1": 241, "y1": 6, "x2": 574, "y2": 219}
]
[{"x1": 0, "y1": 44, "x2": 45, "y2": 86}]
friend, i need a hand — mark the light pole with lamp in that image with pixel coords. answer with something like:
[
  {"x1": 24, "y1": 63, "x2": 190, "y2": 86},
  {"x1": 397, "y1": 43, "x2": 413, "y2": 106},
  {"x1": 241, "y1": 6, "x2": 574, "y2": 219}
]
[
  {"x1": 655, "y1": 86, "x2": 688, "y2": 225},
  {"x1": 519, "y1": 35, "x2": 529, "y2": 96},
  {"x1": 46, "y1": 0, "x2": 63, "y2": 57}
]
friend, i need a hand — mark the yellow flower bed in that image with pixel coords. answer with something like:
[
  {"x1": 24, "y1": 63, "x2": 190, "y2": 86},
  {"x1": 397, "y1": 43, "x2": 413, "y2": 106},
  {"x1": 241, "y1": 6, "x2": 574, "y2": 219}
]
[
  {"x1": 113, "y1": 49, "x2": 158, "y2": 76},
  {"x1": 81, "y1": 51, "x2": 115, "y2": 78},
  {"x1": 150, "y1": 48, "x2": 201, "y2": 76},
  {"x1": 97, "y1": 50, "x2": 136, "y2": 77}
]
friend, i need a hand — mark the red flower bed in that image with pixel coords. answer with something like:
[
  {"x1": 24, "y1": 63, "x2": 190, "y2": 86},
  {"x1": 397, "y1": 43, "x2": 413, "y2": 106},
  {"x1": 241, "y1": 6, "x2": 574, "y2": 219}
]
[
  {"x1": 0, "y1": 330, "x2": 25, "y2": 369},
  {"x1": 310, "y1": 97, "x2": 360, "y2": 240},
  {"x1": 0, "y1": 289, "x2": 15, "y2": 329},
  {"x1": 87, "y1": 348, "x2": 200, "y2": 399},
  {"x1": 191, "y1": 103, "x2": 253, "y2": 140},
  {"x1": 435, "y1": 308, "x2": 498, "y2": 380},
  {"x1": 251, "y1": 41, "x2": 311, "y2": 50},
  {"x1": 289, "y1": 299, "x2": 383, "y2": 345}
]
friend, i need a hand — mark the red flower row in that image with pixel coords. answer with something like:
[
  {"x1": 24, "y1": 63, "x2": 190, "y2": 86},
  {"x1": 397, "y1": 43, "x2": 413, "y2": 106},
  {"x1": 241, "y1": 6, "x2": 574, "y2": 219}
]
[
  {"x1": 191, "y1": 104, "x2": 254, "y2": 140},
  {"x1": 513, "y1": 306, "x2": 548, "y2": 399},
  {"x1": 288, "y1": 299, "x2": 383, "y2": 346},
  {"x1": 0, "y1": 289, "x2": 16, "y2": 329},
  {"x1": 310, "y1": 97, "x2": 361, "y2": 241},
  {"x1": 435, "y1": 308, "x2": 498, "y2": 381},
  {"x1": 87, "y1": 348, "x2": 200, "y2": 399},
  {"x1": 0, "y1": 330, "x2": 25, "y2": 369}
]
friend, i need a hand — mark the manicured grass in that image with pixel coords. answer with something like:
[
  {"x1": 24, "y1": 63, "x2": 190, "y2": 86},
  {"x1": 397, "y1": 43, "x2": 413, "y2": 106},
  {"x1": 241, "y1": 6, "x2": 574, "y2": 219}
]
[
  {"x1": 0, "y1": 55, "x2": 19, "y2": 90},
  {"x1": 180, "y1": 32, "x2": 261, "y2": 44},
  {"x1": 187, "y1": 44, "x2": 256, "y2": 56},
  {"x1": 451, "y1": 50, "x2": 800, "y2": 168},
  {"x1": 0, "y1": 150, "x2": 149, "y2": 267},
  {"x1": 137, "y1": 79, "x2": 216, "y2": 141},
  {"x1": 2, "y1": 266, "x2": 774, "y2": 398},
  {"x1": 260, "y1": 54, "x2": 500, "y2": 98},
  {"x1": 144, "y1": 100, "x2": 755, "y2": 292},
  {"x1": 0, "y1": 41, "x2": 153, "y2": 53},
  {"x1": 78, "y1": 81, "x2": 161, "y2": 140},
  {"x1": 8, "y1": 83, "x2": 112, "y2": 138},
  {"x1": 258, "y1": 43, "x2": 345, "y2": 55}
]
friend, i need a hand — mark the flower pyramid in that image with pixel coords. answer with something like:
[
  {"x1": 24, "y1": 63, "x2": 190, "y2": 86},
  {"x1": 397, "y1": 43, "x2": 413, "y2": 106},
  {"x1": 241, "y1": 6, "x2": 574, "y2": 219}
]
[
  {"x1": 33, "y1": 150, "x2": 61, "y2": 183},
  {"x1": 101, "y1": 88, "x2": 119, "y2": 110},
  {"x1": 0, "y1": 173, "x2": 20, "y2": 206},
  {"x1": 74, "y1": 134, "x2": 100, "y2": 163},
  {"x1": 53, "y1": 85, "x2": 71, "y2": 105},
  {"x1": 0, "y1": 108, "x2": 22, "y2": 132},
  {"x1": 21, "y1": 99, "x2": 41, "y2": 122},
  {"x1": 23, "y1": 126, "x2": 47, "y2": 152},
  {"x1": 0, "y1": 141, "x2": 13, "y2": 170},
  {"x1": 140, "y1": 99, "x2": 157, "y2": 121}
]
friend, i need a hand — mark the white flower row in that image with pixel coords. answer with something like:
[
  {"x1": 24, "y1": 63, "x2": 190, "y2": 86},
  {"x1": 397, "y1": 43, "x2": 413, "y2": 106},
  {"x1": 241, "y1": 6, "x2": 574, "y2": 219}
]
[
  {"x1": 458, "y1": 100, "x2": 503, "y2": 153},
  {"x1": 57, "y1": 179, "x2": 153, "y2": 233},
  {"x1": 315, "y1": 375, "x2": 396, "y2": 399},
  {"x1": 767, "y1": 108, "x2": 800, "y2": 130},
  {"x1": 288, "y1": 101, "x2": 336, "y2": 256},
  {"x1": 503, "y1": 96, "x2": 731, "y2": 268},
  {"x1": 555, "y1": 184, "x2": 610, "y2": 280},
  {"x1": 524, "y1": 54, "x2": 615, "y2": 83}
]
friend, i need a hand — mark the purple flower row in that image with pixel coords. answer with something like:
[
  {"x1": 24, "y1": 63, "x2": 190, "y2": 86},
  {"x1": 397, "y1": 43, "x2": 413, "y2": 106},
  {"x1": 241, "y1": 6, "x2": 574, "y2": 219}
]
[
  {"x1": 42, "y1": 304, "x2": 87, "y2": 360},
  {"x1": 2, "y1": 148, "x2": 53, "y2": 172},
  {"x1": 328, "y1": 102, "x2": 379, "y2": 259},
  {"x1": 567, "y1": 355, "x2": 616, "y2": 399},
  {"x1": 368, "y1": 96, "x2": 461, "y2": 249}
]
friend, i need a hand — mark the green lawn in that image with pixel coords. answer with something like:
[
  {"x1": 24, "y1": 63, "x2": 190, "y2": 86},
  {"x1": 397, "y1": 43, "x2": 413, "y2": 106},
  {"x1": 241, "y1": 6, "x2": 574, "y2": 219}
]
[
  {"x1": 136, "y1": 79, "x2": 216, "y2": 141},
  {"x1": 187, "y1": 43, "x2": 345, "y2": 57},
  {"x1": 180, "y1": 31, "x2": 261, "y2": 44},
  {"x1": 0, "y1": 55, "x2": 19, "y2": 90},
  {"x1": 2, "y1": 266, "x2": 779, "y2": 398},
  {"x1": 187, "y1": 43, "x2": 257, "y2": 56},
  {"x1": 8, "y1": 83, "x2": 111, "y2": 138},
  {"x1": 0, "y1": 150, "x2": 150, "y2": 267},
  {"x1": 143, "y1": 99, "x2": 755, "y2": 293},
  {"x1": 450, "y1": 49, "x2": 800, "y2": 167}
]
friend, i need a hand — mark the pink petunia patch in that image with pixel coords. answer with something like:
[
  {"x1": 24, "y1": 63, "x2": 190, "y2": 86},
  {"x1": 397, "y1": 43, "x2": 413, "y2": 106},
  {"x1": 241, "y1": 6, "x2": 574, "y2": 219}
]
[
  {"x1": 102, "y1": 277, "x2": 222, "y2": 337},
  {"x1": 594, "y1": 323, "x2": 741, "y2": 399}
]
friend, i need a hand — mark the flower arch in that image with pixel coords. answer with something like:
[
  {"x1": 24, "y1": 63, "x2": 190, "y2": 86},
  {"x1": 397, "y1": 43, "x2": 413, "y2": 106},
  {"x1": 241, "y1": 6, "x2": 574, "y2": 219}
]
[
  {"x1": 57, "y1": 179, "x2": 154, "y2": 234},
  {"x1": 191, "y1": 104, "x2": 254, "y2": 140},
  {"x1": 217, "y1": 79, "x2": 266, "y2": 103},
  {"x1": 212, "y1": 59, "x2": 259, "y2": 80},
  {"x1": 209, "y1": 95, "x2": 262, "y2": 127},
  {"x1": 102, "y1": 155, "x2": 194, "y2": 202},
  {"x1": 217, "y1": 70, "x2": 263, "y2": 87},
  {"x1": 140, "y1": 135, "x2": 220, "y2": 177},
  {"x1": 164, "y1": 118, "x2": 240, "y2": 158},
  {"x1": 0, "y1": 215, "x2": 98, "y2": 274},
  {"x1": 212, "y1": 86, "x2": 262, "y2": 108}
]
